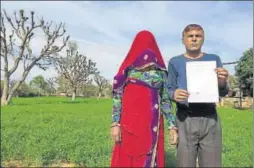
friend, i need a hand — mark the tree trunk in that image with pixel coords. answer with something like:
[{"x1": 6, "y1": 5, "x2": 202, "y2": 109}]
[
  {"x1": 97, "y1": 92, "x2": 102, "y2": 99},
  {"x1": 65, "y1": 86, "x2": 68, "y2": 97},
  {"x1": 72, "y1": 91, "x2": 76, "y2": 101},
  {"x1": 38, "y1": 88, "x2": 41, "y2": 97},
  {"x1": 1, "y1": 73, "x2": 10, "y2": 106},
  {"x1": 72, "y1": 88, "x2": 76, "y2": 101},
  {"x1": 4, "y1": 69, "x2": 31, "y2": 106}
]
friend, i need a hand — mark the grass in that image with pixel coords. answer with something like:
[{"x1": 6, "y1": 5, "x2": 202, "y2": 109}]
[{"x1": 1, "y1": 97, "x2": 252, "y2": 167}]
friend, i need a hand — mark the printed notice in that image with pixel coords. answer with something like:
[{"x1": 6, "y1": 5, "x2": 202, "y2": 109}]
[{"x1": 186, "y1": 61, "x2": 219, "y2": 103}]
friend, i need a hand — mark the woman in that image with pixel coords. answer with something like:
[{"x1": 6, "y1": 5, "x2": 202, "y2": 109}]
[{"x1": 110, "y1": 30, "x2": 177, "y2": 167}]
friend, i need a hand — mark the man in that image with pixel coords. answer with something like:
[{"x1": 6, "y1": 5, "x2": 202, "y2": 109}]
[{"x1": 167, "y1": 24, "x2": 229, "y2": 167}]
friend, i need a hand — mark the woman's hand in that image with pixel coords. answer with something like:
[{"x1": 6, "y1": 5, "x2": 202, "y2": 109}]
[{"x1": 110, "y1": 122, "x2": 121, "y2": 143}]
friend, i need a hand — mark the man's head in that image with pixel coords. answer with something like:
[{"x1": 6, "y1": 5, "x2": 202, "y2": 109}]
[{"x1": 182, "y1": 24, "x2": 204, "y2": 52}]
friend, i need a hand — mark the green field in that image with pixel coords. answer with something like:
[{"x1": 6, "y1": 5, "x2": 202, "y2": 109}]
[{"x1": 1, "y1": 97, "x2": 252, "y2": 167}]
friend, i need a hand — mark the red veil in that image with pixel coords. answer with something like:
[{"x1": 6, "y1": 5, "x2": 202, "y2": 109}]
[
  {"x1": 111, "y1": 30, "x2": 166, "y2": 167},
  {"x1": 117, "y1": 30, "x2": 166, "y2": 75}
]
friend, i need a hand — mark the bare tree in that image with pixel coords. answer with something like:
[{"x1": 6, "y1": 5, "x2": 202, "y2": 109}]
[
  {"x1": 55, "y1": 74, "x2": 71, "y2": 96},
  {"x1": 55, "y1": 41, "x2": 98, "y2": 101},
  {"x1": 0, "y1": 9, "x2": 69, "y2": 106},
  {"x1": 46, "y1": 77, "x2": 56, "y2": 95},
  {"x1": 94, "y1": 74, "x2": 110, "y2": 99},
  {"x1": 80, "y1": 79, "x2": 94, "y2": 97}
]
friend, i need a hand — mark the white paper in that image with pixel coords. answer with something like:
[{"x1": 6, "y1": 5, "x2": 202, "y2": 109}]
[{"x1": 186, "y1": 61, "x2": 219, "y2": 103}]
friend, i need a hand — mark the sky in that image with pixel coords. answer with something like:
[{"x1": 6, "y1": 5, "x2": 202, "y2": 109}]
[{"x1": 1, "y1": 1, "x2": 253, "y2": 82}]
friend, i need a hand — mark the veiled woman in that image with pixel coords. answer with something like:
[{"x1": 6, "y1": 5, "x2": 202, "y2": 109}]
[{"x1": 110, "y1": 30, "x2": 178, "y2": 167}]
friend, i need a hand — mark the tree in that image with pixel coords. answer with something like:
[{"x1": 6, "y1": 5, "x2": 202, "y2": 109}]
[
  {"x1": 235, "y1": 48, "x2": 253, "y2": 97},
  {"x1": 81, "y1": 83, "x2": 97, "y2": 98},
  {"x1": 30, "y1": 75, "x2": 47, "y2": 96},
  {"x1": 94, "y1": 74, "x2": 110, "y2": 99},
  {"x1": 55, "y1": 74, "x2": 71, "y2": 96},
  {"x1": 104, "y1": 83, "x2": 112, "y2": 98},
  {"x1": 3, "y1": 79, "x2": 35, "y2": 97},
  {"x1": 0, "y1": 9, "x2": 69, "y2": 106},
  {"x1": 9, "y1": 79, "x2": 18, "y2": 96},
  {"x1": 54, "y1": 41, "x2": 98, "y2": 101},
  {"x1": 16, "y1": 82, "x2": 36, "y2": 97},
  {"x1": 228, "y1": 75, "x2": 238, "y2": 90},
  {"x1": 45, "y1": 77, "x2": 56, "y2": 95},
  {"x1": 227, "y1": 75, "x2": 239, "y2": 97},
  {"x1": 0, "y1": 80, "x2": 4, "y2": 97}
]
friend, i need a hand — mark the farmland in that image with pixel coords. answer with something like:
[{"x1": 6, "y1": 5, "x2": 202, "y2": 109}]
[{"x1": 1, "y1": 97, "x2": 252, "y2": 167}]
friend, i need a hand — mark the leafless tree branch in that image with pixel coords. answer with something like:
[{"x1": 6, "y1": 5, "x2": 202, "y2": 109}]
[
  {"x1": 55, "y1": 41, "x2": 98, "y2": 100},
  {"x1": 1, "y1": 9, "x2": 69, "y2": 106}
]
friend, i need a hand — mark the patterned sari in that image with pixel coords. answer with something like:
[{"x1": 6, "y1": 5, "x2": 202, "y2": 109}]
[{"x1": 110, "y1": 31, "x2": 175, "y2": 167}]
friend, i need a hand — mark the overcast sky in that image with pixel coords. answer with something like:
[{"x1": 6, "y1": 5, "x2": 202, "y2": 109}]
[{"x1": 1, "y1": 1, "x2": 253, "y2": 82}]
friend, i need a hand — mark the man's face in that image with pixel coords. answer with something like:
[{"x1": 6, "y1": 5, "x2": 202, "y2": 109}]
[{"x1": 182, "y1": 29, "x2": 204, "y2": 51}]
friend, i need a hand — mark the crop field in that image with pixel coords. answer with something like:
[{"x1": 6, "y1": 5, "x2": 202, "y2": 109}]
[{"x1": 1, "y1": 97, "x2": 252, "y2": 167}]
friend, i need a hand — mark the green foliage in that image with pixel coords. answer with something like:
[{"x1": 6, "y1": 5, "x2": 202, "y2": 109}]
[
  {"x1": 15, "y1": 82, "x2": 37, "y2": 97},
  {"x1": 235, "y1": 48, "x2": 253, "y2": 96},
  {"x1": 30, "y1": 75, "x2": 48, "y2": 96},
  {"x1": 1, "y1": 97, "x2": 252, "y2": 167}
]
